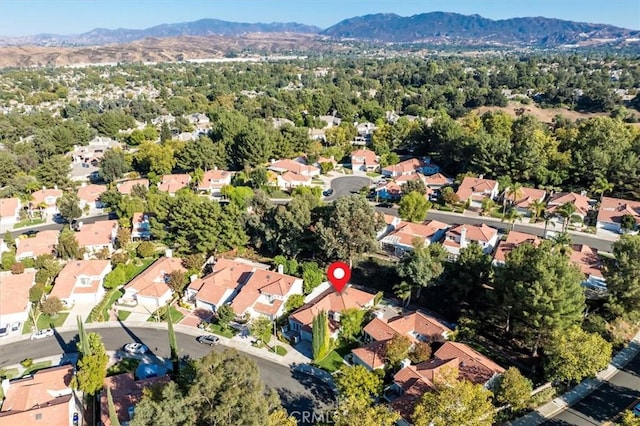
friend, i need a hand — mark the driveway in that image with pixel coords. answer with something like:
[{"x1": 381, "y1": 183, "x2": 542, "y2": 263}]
[{"x1": 325, "y1": 176, "x2": 372, "y2": 201}]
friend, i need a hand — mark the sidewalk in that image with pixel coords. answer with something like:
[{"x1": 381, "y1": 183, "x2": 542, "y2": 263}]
[{"x1": 509, "y1": 330, "x2": 640, "y2": 425}]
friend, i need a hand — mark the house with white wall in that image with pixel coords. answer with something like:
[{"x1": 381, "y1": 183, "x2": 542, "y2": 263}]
[
  {"x1": 75, "y1": 220, "x2": 118, "y2": 259},
  {"x1": 197, "y1": 170, "x2": 232, "y2": 197},
  {"x1": 0, "y1": 270, "x2": 35, "y2": 333},
  {"x1": 380, "y1": 220, "x2": 449, "y2": 256},
  {"x1": 455, "y1": 177, "x2": 499, "y2": 209},
  {"x1": 123, "y1": 255, "x2": 186, "y2": 310},
  {"x1": 596, "y1": 196, "x2": 640, "y2": 234},
  {"x1": 443, "y1": 224, "x2": 499, "y2": 259},
  {"x1": 0, "y1": 198, "x2": 21, "y2": 229},
  {"x1": 49, "y1": 260, "x2": 111, "y2": 307}
]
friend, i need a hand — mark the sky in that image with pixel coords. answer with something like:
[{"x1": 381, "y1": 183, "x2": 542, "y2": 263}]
[{"x1": 0, "y1": 0, "x2": 639, "y2": 37}]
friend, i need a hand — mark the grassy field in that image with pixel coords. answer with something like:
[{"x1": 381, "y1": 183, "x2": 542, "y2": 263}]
[
  {"x1": 117, "y1": 310, "x2": 131, "y2": 321},
  {"x1": 271, "y1": 345, "x2": 288, "y2": 356},
  {"x1": 99, "y1": 289, "x2": 125, "y2": 322},
  {"x1": 22, "y1": 312, "x2": 69, "y2": 334},
  {"x1": 13, "y1": 218, "x2": 45, "y2": 229},
  {"x1": 207, "y1": 323, "x2": 236, "y2": 338},
  {"x1": 147, "y1": 306, "x2": 184, "y2": 323},
  {"x1": 21, "y1": 360, "x2": 52, "y2": 377},
  {"x1": 315, "y1": 350, "x2": 344, "y2": 372}
]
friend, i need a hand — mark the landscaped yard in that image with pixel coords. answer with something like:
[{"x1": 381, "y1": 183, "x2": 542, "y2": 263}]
[
  {"x1": 207, "y1": 322, "x2": 236, "y2": 338},
  {"x1": 22, "y1": 312, "x2": 69, "y2": 334},
  {"x1": 270, "y1": 345, "x2": 288, "y2": 356},
  {"x1": 98, "y1": 289, "x2": 125, "y2": 322},
  {"x1": 117, "y1": 310, "x2": 131, "y2": 321},
  {"x1": 314, "y1": 350, "x2": 345, "y2": 372},
  {"x1": 148, "y1": 306, "x2": 184, "y2": 323},
  {"x1": 13, "y1": 218, "x2": 45, "y2": 229},
  {"x1": 106, "y1": 358, "x2": 140, "y2": 376},
  {"x1": 21, "y1": 360, "x2": 52, "y2": 377},
  {"x1": 0, "y1": 368, "x2": 19, "y2": 380}
]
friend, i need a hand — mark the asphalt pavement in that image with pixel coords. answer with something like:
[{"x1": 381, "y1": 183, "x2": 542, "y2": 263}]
[
  {"x1": 325, "y1": 176, "x2": 372, "y2": 201},
  {"x1": 8, "y1": 214, "x2": 111, "y2": 239}
]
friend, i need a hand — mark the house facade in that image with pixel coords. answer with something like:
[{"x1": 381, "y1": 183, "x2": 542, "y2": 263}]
[
  {"x1": 31, "y1": 188, "x2": 63, "y2": 218},
  {"x1": 596, "y1": 196, "x2": 640, "y2": 234},
  {"x1": 570, "y1": 244, "x2": 607, "y2": 290},
  {"x1": 123, "y1": 255, "x2": 186, "y2": 309},
  {"x1": 0, "y1": 198, "x2": 21, "y2": 228},
  {"x1": 503, "y1": 186, "x2": 547, "y2": 216},
  {"x1": 77, "y1": 183, "x2": 107, "y2": 212},
  {"x1": 381, "y1": 158, "x2": 440, "y2": 178},
  {"x1": 117, "y1": 179, "x2": 150, "y2": 195},
  {"x1": 546, "y1": 192, "x2": 591, "y2": 225},
  {"x1": 75, "y1": 220, "x2": 118, "y2": 259},
  {"x1": 197, "y1": 169, "x2": 232, "y2": 197},
  {"x1": 15, "y1": 230, "x2": 59, "y2": 261},
  {"x1": 443, "y1": 224, "x2": 499, "y2": 259},
  {"x1": 380, "y1": 220, "x2": 449, "y2": 256},
  {"x1": 492, "y1": 231, "x2": 541, "y2": 266},
  {"x1": 455, "y1": 177, "x2": 499, "y2": 209},
  {"x1": 351, "y1": 150, "x2": 379, "y2": 174},
  {"x1": 0, "y1": 270, "x2": 35, "y2": 332},
  {"x1": 49, "y1": 260, "x2": 111, "y2": 307},
  {"x1": 131, "y1": 213, "x2": 152, "y2": 241},
  {"x1": 158, "y1": 174, "x2": 191, "y2": 194}
]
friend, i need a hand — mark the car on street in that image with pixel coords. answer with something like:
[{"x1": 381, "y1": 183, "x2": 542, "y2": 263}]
[
  {"x1": 31, "y1": 328, "x2": 54, "y2": 340},
  {"x1": 196, "y1": 335, "x2": 220, "y2": 346},
  {"x1": 633, "y1": 402, "x2": 640, "y2": 417},
  {"x1": 322, "y1": 188, "x2": 334, "y2": 197},
  {"x1": 0, "y1": 327, "x2": 8, "y2": 337},
  {"x1": 22, "y1": 229, "x2": 39, "y2": 237},
  {"x1": 123, "y1": 342, "x2": 149, "y2": 354}
]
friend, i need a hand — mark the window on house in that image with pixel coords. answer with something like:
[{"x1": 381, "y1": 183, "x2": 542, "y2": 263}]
[{"x1": 79, "y1": 277, "x2": 91, "y2": 286}]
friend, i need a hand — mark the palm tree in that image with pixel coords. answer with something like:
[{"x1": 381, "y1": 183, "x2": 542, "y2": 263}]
[
  {"x1": 541, "y1": 211, "x2": 556, "y2": 239},
  {"x1": 502, "y1": 183, "x2": 523, "y2": 217},
  {"x1": 556, "y1": 202, "x2": 577, "y2": 232},
  {"x1": 481, "y1": 197, "x2": 496, "y2": 217},
  {"x1": 551, "y1": 231, "x2": 572, "y2": 254},
  {"x1": 591, "y1": 176, "x2": 614, "y2": 203},
  {"x1": 393, "y1": 281, "x2": 413, "y2": 307},
  {"x1": 503, "y1": 207, "x2": 523, "y2": 231},
  {"x1": 528, "y1": 199, "x2": 546, "y2": 223}
]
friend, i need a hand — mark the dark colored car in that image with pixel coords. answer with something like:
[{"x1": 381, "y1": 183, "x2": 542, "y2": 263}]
[
  {"x1": 323, "y1": 188, "x2": 334, "y2": 196},
  {"x1": 196, "y1": 335, "x2": 220, "y2": 346},
  {"x1": 22, "y1": 229, "x2": 39, "y2": 237}
]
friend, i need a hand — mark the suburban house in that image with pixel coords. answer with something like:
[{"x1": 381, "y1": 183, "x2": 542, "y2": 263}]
[
  {"x1": 455, "y1": 177, "x2": 499, "y2": 209},
  {"x1": 0, "y1": 197, "x2": 21, "y2": 228},
  {"x1": 443, "y1": 224, "x2": 499, "y2": 258},
  {"x1": 288, "y1": 284, "x2": 376, "y2": 342},
  {"x1": 131, "y1": 213, "x2": 152, "y2": 241},
  {"x1": 423, "y1": 173, "x2": 453, "y2": 190},
  {"x1": 117, "y1": 178, "x2": 150, "y2": 195},
  {"x1": 49, "y1": 260, "x2": 111, "y2": 307},
  {"x1": 492, "y1": 231, "x2": 541, "y2": 266},
  {"x1": 377, "y1": 213, "x2": 402, "y2": 239},
  {"x1": 351, "y1": 149, "x2": 379, "y2": 174},
  {"x1": 380, "y1": 220, "x2": 449, "y2": 256},
  {"x1": 229, "y1": 267, "x2": 303, "y2": 320},
  {"x1": 75, "y1": 220, "x2": 118, "y2": 259},
  {"x1": 0, "y1": 365, "x2": 80, "y2": 425},
  {"x1": 69, "y1": 137, "x2": 120, "y2": 181},
  {"x1": 15, "y1": 230, "x2": 59, "y2": 261},
  {"x1": 0, "y1": 270, "x2": 35, "y2": 334},
  {"x1": 375, "y1": 181, "x2": 403, "y2": 201},
  {"x1": 123, "y1": 255, "x2": 186, "y2": 309},
  {"x1": 30, "y1": 188, "x2": 63, "y2": 217},
  {"x1": 390, "y1": 341, "x2": 505, "y2": 419},
  {"x1": 276, "y1": 171, "x2": 312, "y2": 190},
  {"x1": 185, "y1": 258, "x2": 257, "y2": 312},
  {"x1": 546, "y1": 192, "x2": 591, "y2": 224},
  {"x1": 272, "y1": 117, "x2": 295, "y2": 129},
  {"x1": 158, "y1": 174, "x2": 191, "y2": 194},
  {"x1": 151, "y1": 114, "x2": 175, "y2": 126},
  {"x1": 197, "y1": 169, "x2": 232, "y2": 197},
  {"x1": 100, "y1": 373, "x2": 170, "y2": 426},
  {"x1": 596, "y1": 196, "x2": 640, "y2": 234},
  {"x1": 570, "y1": 244, "x2": 606, "y2": 290},
  {"x1": 268, "y1": 159, "x2": 321, "y2": 177},
  {"x1": 503, "y1": 186, "x2": 547, "y2": 216},
  {"x1": 381, "y1": 158, "x2": 440, "y2": 178},
  {"x1": 77, "y1": 184, "x2": 107, "y2": 211},
  {"x1": 187, "y1": 112, "x2": 211, "y2": 129},
  {"x1": 318, "y1": 115, "x2": 341, "y2": 128}
]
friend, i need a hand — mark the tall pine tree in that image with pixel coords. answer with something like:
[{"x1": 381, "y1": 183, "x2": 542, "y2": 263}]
[{"x1": 312, "y1": 310, "x2": 330, "y2": 361}]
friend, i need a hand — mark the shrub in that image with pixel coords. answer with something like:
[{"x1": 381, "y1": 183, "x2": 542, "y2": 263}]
[
  {"x1": 103, "y1": 265, "x2": 127, "y2": 289},
  {"x1": 137, "y1": 241, "x2": 156, "y2": 258},
  {"x1": 21, "y1": 258, "x2": 35, "y2": 268},
  {"x1": 20, "y1": 358, "x2": 33, "y2": 368},
  {"x1": 111, "y1": 251, "x2": 129, "y2": 266},
  {"x1": 1, "y1": 251, "x2": 16, "y2": 270},
  {"x1": 11, "y1": 262, "x2": 25, "y2": 274}
]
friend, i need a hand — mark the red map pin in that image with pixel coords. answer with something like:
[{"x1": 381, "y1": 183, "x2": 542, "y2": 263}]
[{"x1": 327, "y1": 261, "x2": 351, "y2": 293}]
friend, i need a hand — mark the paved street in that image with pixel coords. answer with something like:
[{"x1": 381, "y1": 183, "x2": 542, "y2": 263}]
[
  {"x1": 8, "y1": 213, "x2": 111, "y2": 239},
  {"x1": 325, "y1": 176, "x2": 372, "y2": 201},
  {"x1": 0, "y1": 325, "x2": 335, "y2": 416}
]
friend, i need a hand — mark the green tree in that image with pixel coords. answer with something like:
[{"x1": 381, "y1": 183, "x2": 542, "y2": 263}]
[
  {"x1": 393, "y1": 280, "x2": 413, "y2": 307},
  {"x1": 409, "y1": 342, "x2": 432, "y2": 364},
  {"x1": 216, "y1": 304, "x2": 235, "y2": 330},
  {"x1": 137, "y1": 241, "x2": 156, "y2": 258},
  {"x1": 3, "y1": 230, "x2": 14, "y2": 249},
  {"x1": 442, "y1": 242, "x2": 492, "y2": 312},
  {"x1": 231, "y1": 120, "x2": 274, "y2": 168},
  {"x1": 606, "y1": 235, "x2": 640, "y2": 317},
  {"x1": 384, "y1": 334, "x2": 412, "y2": 367},
  {"x1": 41, "y1": 296, "x2": 64, "y2": 317},
  {"x1": 334, "y1": 365, "x2": 383, "y2": 403},
  {"x1": 1, "y1": 250, "x2": 16, "y2": 270},
  {"x1": 398, "y1": 191, "x2": 431, "y2": 222},
  {"x1": 590, "y1": 175, "x2": 614, "y2": 202},
  {"x1": 99, "y1": 149, "x2": 130, "y2": 183},
  {"x1": 249, "y1": 317, "x2": 273, "y2": 346},
  {"x1": 620, "y1": 214, "x2": 637, "y2": 233},
  {"x1": 333, "y1": 397, "x2": 400, "y2": 426},
  {"x1": 71, "y1": 332, "x2": 108, "y2": 396},
  {"x1": 302, "y1": 262, "x2": 324, "y2": 294},
  {"x1": 34, "y1": 253, "x2": 62, "y2": 285},
  {"x1": 34, "y1": 155, "x2": 71, "y2": 189},
  {"x1": 166, "y1": 270, "x2": 187, "y2": 293},
  {"x1": 133, "y1": 142, "x2": 176, "y2": 175},
  {"x1": 619, "y1": 410, "x2": 640, "y2": 426},
  {"x1": 130, "y1": 381, "x2": 196, "y2": 426},
  {"x1": 556, "y1": 202, "x2": 577, "y2": 232},
  {"x1": 397, "y1": 242, "x2": 447, "y2": 299},
  {"x1": 56, "y1": 192, "x2": 82, "y2": 223},
  {"x1": 57, "y1": 227, "x2": 82, "y2": 260},
  {"x1": 546, "y1": 326, "x2": 612, "y2": 384},
  {"x1": 29, "y1": 283, "x2": 45, "y2": 304},
  {"x1": 339, "y1": 308, "x2": 366, "y2": 341},
  {"x1": 312, "y1": 310, "x2": 331, "y2": 360},
  {"x1": 494, "y1": 367, "x2": 532, "y2": 412},
  {"x1": 176, "y1": 136, "x2": 222, "y2": 172},
  {"x1": 412, "y1": 367, "x2": 495, "y2": 426},
  {"x1": 283, "y1": 294, "x2": 305, "y2": 314},
  {"x1": 160, "y1": 121, "x2": 172, "y2": 143},
  {"x1": 103, "y1": 265, "x2": 127, "y2": 289},
  {"x1": 528, "y1": 199, "x2": 546, "y2": 222}
]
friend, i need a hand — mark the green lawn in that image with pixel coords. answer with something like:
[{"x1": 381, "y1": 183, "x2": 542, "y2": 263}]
[
  {"x1": 207, "y1": 322, "x2": 236, "y2": 338},
  {"x1": 117, "y1": 310, "x2": 132, "y2": 321},
  {"x1": 271, "y1": 345, "x2": 288, "y2": 356},
  {"x1": 107, "y1": 358, "x2": 140, "y2": 376},
  {"x1": 22, "y1": 312, "x2": 69, "y2": 334},
  {"x1": 124, "y1": 258, "x2": 156, "y2": 281},
  {"x1": 0, "y1": 368, "x2": 19, "y2": 380},
  {"x1": 21, "y1": 360, "x2": 52, "y2": 377},
  {"x1": 315, "y1": 350, "x2": 344, "y2": 372},
  {"x1": 13, "y1": 218, "x2": 45, "y2": 229},
  {"x1": 99, "y1": 289, "x2": 125, "y2": 322},
  {"x1": 147, "y1": 306, "x2": 184, "y2": 323}
]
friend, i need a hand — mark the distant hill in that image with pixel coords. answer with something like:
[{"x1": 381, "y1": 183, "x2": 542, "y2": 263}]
[
  {"x1": 320, "y1": 12, "x2": 640, "y2": 47},
  {"x1": 0, "y1": 18, "x2": 321, "y2": 46}
]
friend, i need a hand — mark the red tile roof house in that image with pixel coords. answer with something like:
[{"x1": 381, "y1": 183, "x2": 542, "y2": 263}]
[
  {"x1": 74, "y1": 220, "x2": 118, "y2": 259},
  {"x1": 229, "y1": 267, "x2": 303, "y2": 321},
  {"x1": 492, "y1": 231, "x2": 541, "y2": 266},
  {"x1": 375, "y1": 181, "x2": 403, "y2": 201},
  {"x1": 30, "y1": 188, "x2": 63, "y2": 218},
  {"x1": 76, "y1": 183, "x2": 107, "y2": 212},
  {"x1": 123, "y1": 255, "x2": 186, "y2": 310},
  {"x1": 502, "y1": 186, "x2": 547, "y2": 216},
  {"x1": 377, "y1": 213, "x2": 402, "y2": 239},
  {"x1": 597, "y1": 196, "x2": 640, "y2": 234},
  {"x1": 0, "y1": 365, "x2": 81, "y2": 426},
  {"x1": 0, "y1": 197, "x2": 22, "y2": 228},
  {"x1": 49, "y1": 260, "x2": 111, "y2": 308},
  {"x1": 0, "y1": 270, "x2": 35, "y2": 333},
  {"x1": 100, "y1": 373, "x2": 170, "y2": 426},
  {"x1": 185, "y1": 258, "x2": 257, "y2": 312},
  {"x1": 380, "y1": 220, "x2": 449, "y2": 257},
  {"x1": 455, "y1": 176, "x2": 499, "y2": 210},
  {"x1": 268, "y1": 158, "x2": 321, "y2": 177},
  {"x1": 116, "y1": 178, "x2": 150, "y2": 195},
  {"x1": 157, "y1": 174, "x2": 191, "y2": 195},
  {"x1": 381, "y1": 157, "x2": 440, "y2": 178},
  {"x1": 288, "y1": 284, "x2": 376, "y2": 342},
  {"x1": 197, "y1": 169, "x2": 232, "y2": 197},
  {"x1": 15, "y1": 229, "x2": 59, "y2": 261},
  {"x1": 131, "y1": 212, "x2": 152, "y2": 241},
  {"x1": 570, "y1": 244, "x2": 607, "y2": 290},
  {"x1": 423, "y1": 172, "x2": 453, "y2": 190},
  {"x1": 442, "y1": 224, "x2": 499, "y2": 259},
  {"x1": 389, "y1": 341, "x2": 505, "y2": 420},
  {"x1": 350, "y1": 149, "x2": 379, "y2": 174},
  {"x1": 276, "y1": 171, "x2": 312, "y2": 190},
  {"x1": 546, "y1": 192, "x2": 591, "y2": 228}
]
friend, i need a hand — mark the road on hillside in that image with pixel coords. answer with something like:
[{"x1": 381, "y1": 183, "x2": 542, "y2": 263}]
[
  {"x1": 0, "y1": 326, "x2": 335, "y2": 417},
  {"x1": 541, "y1": 350, "x2": 640, "y2": 425}
]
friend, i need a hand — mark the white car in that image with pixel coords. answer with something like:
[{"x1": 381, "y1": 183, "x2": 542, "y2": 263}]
[
  {"x1": 123, "y1": 343, "x2": 149, "y2": 354},
  {"x1": 31, "y1": 328, "x2": 54, "y2": 340}
]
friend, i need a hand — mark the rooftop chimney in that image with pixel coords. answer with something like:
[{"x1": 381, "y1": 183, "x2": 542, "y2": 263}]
[
  {"x1": 277, "y1": 264, "x2": 284, "y2": 274},
  {"x1": 165, "y1": 249, "x2": 173, "y2": 258},
  {"x1": 460, "y1": 226, "x2": 468, "y2": 247}
]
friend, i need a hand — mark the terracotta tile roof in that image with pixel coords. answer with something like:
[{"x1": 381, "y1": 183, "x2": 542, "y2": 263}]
[
  {"x1": 569, "y1": 244, "x2": 603, "y2": 279},
  {"x1": 381, "y1": 220, "x2": 449, "y2": 247},
  {"x1": 189, "y1": 258, "x2": 254, "y2": 306},
  {"x1": 230, "y1": 268, "x2": 299, "y2": 315},
  {"x1": 124, "y1": 257, "x2": 186, "y2": 299},
  {"x1": 447, "y1": 224, "x2": 498, "y2": 244},
  {"x1": 280, "y1": 171, "x2": 311, "y2": 183},
  {"x1": 50, "y1": 260, "x2": 110, "y2": 300},
  {"x1": 197, "y1": 169, "x2": 231, "y2": 190},
  {"x1": 0, "y1": 270, "x2": 35, "y2": 316},
  {"x1": 377, "y1": 181, "x2": 402, "y2": 196},
  {"x1": 158, "y1": 174, "x2": 191, "y2": 193},
  {"x1": 75, "y1": 220, "x2": 117, "y2": 248},
  {"x1": 269, "y1": 159, "x2": 319, "y2": 175},
  {"x1": 290, "y1": 286, "x2": 375, "y2": 332},
  {"x1": 351, "y1": 340, "x2": 387, "y2": 369},
  {"x1": 423, "y1": 173, "x2": 452, "y2": 187},
  {"x1": 493, "y1": 231, "x2": 541, "y2": 263},
  {"x1": 16, "y1": 230, "x2": 59, "y2": 258},
  {"x1": 455, "y1": 177, "x2": 498, "y2": 201},
  {"x1": 101, "y1": 373, "x2": 170, "y2": 426},
  {"x1": 505, "y1": 187, "x2": 547, "y2": 209},
  {"x1": 0, "y1": 365, "x2": 73, "y2": 414},
  {"x1": 433, "y1": 341, "x2": 505, "y2": 384},
  {"x1": 364, "y1": 312, "x2": 451, "y2": 342},
  {"x1": 382, "y1": 158, "x2": 425, "y2": 175},
  {"x1": 350, "y1": 149, "x2": 378, "y2": 166},
  {"x1": 597, "y1": 196, "x2": 640, "y2": 226},
  {"x1": 253, "y1": 299, "x2": 284, "y2": 316},
  {"x1": 547, "y1": 192, "x2": 591, "y2": 216},
  {"x1": 0, "y1": 197, "x2": 20, "y2": 218},
  {"x1": 364, "y1": 317, "x2": 401, "y2": 341},
  {"x1": 77, "y1": 184, "x2": 107, "y2": 204},
  {"x1": 117, "y1": 179, "x2": 149, "y2": 195},
  {"x1": 31, "y1": 189, "x2": 63, "y2": 207}
]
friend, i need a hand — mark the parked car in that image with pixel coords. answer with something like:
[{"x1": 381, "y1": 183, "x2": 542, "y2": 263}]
[
  {"x1": 322, "y1": 188, "x2": 334, "y2": 197},
  {"x1": 123, "y1": 343, "x2": 149, "y2": 354},
  {"x1": 0, "y1": 327, "x2": 8, "y2": 337},
  {"x1": 31, "y1": 328, "x2": 54, "y2": 340},
  {"x1": 22, "y1": 229, "x2": 39, "y2": 237},
  {"x1": 633, "y1": 402, "x2": 640, "y2": 417},
  {"x1": 196, "y1": 335, "x2": 220, "y2": 346}
]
